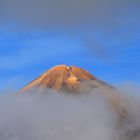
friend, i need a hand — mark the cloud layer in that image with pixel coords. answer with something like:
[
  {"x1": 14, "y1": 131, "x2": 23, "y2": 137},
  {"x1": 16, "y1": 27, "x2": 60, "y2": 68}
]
[{"x1": 0, "y1": 85, "x2": 140, "y2": 140}]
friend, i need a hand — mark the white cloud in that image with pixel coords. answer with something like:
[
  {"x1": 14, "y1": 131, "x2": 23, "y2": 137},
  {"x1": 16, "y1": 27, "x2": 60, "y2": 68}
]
[{"x1": 0, "y1": 84, "x2": 140, "y2": 140}]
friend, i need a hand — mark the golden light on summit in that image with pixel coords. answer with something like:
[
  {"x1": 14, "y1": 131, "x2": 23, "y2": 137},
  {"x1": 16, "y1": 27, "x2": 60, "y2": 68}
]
[
  {"x1": 21, "y1": 64, "x2": 97, "y2": 92},
  {"x1": 65, "y1": 74, "x2": 79, "y2": 85}
]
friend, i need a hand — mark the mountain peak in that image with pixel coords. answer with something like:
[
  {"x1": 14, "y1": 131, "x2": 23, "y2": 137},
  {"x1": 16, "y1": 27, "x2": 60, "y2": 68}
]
[{"x1": 21, "y1": 65, "x2": 99, "y2": 92}]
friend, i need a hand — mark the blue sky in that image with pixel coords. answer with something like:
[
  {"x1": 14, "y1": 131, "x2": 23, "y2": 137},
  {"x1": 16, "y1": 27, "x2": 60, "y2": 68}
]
[{"x1": 0, "y1": 0, "x2": 140, "y2": 91}]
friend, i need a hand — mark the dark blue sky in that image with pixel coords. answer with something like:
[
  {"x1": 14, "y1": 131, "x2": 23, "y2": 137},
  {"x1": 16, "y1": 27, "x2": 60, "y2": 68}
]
[{"x1": 0, "y1": 0, "x2": 140, "y2": 91}]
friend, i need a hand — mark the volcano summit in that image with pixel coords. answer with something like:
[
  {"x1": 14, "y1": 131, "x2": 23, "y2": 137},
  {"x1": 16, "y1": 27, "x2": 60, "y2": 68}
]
[{"x1": 22, "y1": 64, "x2": 113, "y2": 92}]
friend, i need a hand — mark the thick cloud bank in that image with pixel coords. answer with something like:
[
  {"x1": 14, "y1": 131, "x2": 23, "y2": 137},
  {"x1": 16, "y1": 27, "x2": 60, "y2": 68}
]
[{"x1": 0, "y1": 87, "x2": 140, "y2": 140}]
